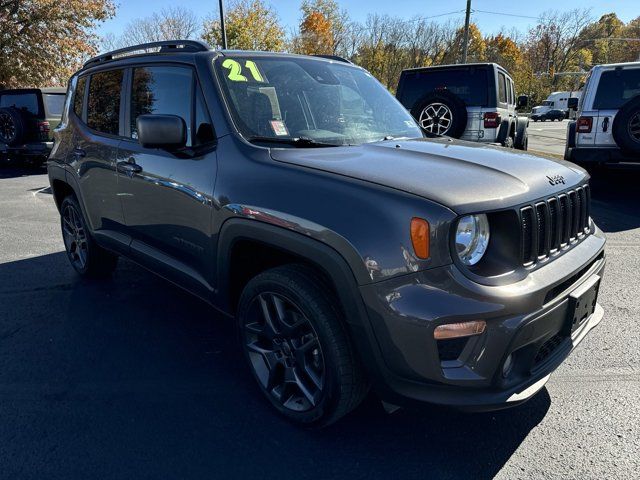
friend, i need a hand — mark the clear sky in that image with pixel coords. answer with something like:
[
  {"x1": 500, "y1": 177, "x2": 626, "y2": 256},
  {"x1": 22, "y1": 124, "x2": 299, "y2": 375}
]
[{"x1": 98, "y1": 0, "x2": 639, "y2": 39}]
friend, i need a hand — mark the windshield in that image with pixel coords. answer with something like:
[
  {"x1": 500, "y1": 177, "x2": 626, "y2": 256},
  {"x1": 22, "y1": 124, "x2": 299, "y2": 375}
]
[{"x1": 215, "y1": 56, "x2": 423, "y2": 146}]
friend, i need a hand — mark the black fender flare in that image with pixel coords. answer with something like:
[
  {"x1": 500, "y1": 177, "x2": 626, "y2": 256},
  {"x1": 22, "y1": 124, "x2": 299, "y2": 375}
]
[
  {"x1": 48, "y1": 165, "x2": 95, "y2": 232},
  {"x1": 216, "y1": 218, "x2": 370, "y2": 314},
  {"x1": 215, "y1": 218, "x2": 392, "y2": 390}
]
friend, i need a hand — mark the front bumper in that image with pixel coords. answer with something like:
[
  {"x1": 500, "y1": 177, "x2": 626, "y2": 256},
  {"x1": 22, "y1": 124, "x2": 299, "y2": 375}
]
[{"x1": 358, "y1": 228, "x2": 606, "y2": 410}]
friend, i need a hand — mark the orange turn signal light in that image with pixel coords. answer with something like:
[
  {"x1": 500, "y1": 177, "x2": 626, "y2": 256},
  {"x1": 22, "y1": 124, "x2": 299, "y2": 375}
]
[
  {"x1": 434, "y1": 321, "x2": 487, "y2": 340},
  {"x1": 410, "y1": 217, "x2": 430, "y2": 259}
]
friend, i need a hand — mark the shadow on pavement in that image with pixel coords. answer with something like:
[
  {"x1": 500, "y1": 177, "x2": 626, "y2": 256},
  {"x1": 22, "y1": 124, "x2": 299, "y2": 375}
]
[
  {"x1": 589, "y1": 164, "x2": 640, "y2": 233},
  {"x1": 0, "y1": 251, "x2": 550, "y2": 479}
]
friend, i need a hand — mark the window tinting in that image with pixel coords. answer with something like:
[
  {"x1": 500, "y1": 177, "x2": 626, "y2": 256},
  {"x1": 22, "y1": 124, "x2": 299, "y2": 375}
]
[
  {"x1": 87, "y1": 70, "x2": 123, "y2": 135},
  {"x1": 401, "y1": 67, "x2": 489, "y2": 107},
  {"x1": 0, "y1": 93, "x2": 40, "y2": 115},
  {"x1": 130, "y1": 66, "x2": 193, "y2": 145},
  {"x1": 73, "y1": 77, "x2": 86, "y2": 118},
  {"x1": 498, "y1": 72, "x2": 507, "y2": 104},
  {"x1": 593, "y1": 68, "x2": 640, "y2": 110}
]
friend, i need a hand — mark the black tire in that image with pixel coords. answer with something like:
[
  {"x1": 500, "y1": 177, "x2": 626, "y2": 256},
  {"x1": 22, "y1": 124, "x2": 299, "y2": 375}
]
[
  {"x1": 410, "y1": 90, "x2": 467, "y2": 138},
  {"x1": 0, "y1": 107, "x2": 26, "y2": 146},
  {"x1": 514, "y1": 118, "x2": 528, "y2": 150},
  {"x1": 612, "y1": 96, "x2": 640, "y2": 154},
  {"x1": 237, "y1": 264, "x2": 368, "y2": 427},
  {"x1": 496, "y1": 119, "x2": 513, "y2": 147},
  {"x1": 565, "y1": 121, "x2": 576, "y2": 161},
  {"x1": 60, "y1": 195, "x2": 118, "y2": 278}
]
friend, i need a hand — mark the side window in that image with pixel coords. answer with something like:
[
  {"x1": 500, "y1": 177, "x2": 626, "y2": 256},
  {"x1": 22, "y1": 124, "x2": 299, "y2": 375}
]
[
  {"x1": 195, "y1": 86, "x2": 215, "y2": 146},
  {"x1": 73, "y1": 76, "x2": 86, "y2": 118},
  {"x1": 87, "y1": 70, "x2": 123, "y2": 135},
  {"x1": 498, "y1": 72, "x2": 507, "y2": 104},
  {"x1": 130, "y1": 66, "x2": 193, "y2": 145}
]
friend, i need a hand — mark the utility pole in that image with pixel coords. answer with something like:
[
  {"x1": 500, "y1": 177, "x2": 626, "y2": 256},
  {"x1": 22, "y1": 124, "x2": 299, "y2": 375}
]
[
  {"x1": 219, "y1": 0, "x2": 228, "y2": 49},
  {"x1": 461, "y1": 0, "x2": 472, "y2": 63}
]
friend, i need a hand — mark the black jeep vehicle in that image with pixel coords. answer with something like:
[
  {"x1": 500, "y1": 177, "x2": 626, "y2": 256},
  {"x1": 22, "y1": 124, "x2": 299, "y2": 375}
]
[
  {"x1": 0, "y1": 87, "x2": 66, "y2": 165},
  {"x1": 48, "y1": 41, "x2": 606, "y2": 427}
]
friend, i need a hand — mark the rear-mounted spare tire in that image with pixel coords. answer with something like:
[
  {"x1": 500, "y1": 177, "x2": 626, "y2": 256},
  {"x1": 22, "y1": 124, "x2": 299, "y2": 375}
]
[
  {"x1": 0, "y1": 107, "x2": 26, "y2": 147},
  {"x1": 612, "y1": 96, "x2": 640, "y2": 154},
  {"x1": 411, "y1": 90, "x2": 468, "y2": 138}
]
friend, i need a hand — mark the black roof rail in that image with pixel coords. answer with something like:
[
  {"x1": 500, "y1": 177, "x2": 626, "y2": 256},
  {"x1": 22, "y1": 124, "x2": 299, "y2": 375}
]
[
  {"x1": 311, "y1": 54, "x2": 352, "y2": 64},
  {"x1": 83, "y1": 40, "x2": 210, "y2": 69}
]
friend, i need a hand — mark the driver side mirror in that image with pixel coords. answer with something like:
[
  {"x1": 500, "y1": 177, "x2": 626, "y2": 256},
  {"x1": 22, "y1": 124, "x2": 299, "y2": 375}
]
[
  {"x1": 137, "y1": 114, "x2": 186, "y2": 149},
  {"x1": 567, "y1": 97, "x2": 579, "y2": 111},
  {"x1": 517, "y1": 95, "x2": 528, "y2": 109}
]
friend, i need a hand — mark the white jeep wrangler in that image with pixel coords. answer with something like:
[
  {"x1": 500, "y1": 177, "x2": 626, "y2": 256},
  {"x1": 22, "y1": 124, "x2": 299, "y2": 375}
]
[
  {"x1": 565, "y1": 61, "x2": 640, "y2": 165},
  {"x1": 396, "y1": 63, "x2": 529, "y2": 150}
]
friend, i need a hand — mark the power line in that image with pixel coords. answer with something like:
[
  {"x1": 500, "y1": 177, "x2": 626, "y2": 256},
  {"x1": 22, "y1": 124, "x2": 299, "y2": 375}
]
[{"x1": 472, "y1": 9, "x2": 540, "y2": 20}]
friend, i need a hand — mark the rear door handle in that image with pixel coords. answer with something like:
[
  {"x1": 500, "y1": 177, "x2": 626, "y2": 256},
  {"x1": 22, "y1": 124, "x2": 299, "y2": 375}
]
[
  {"x1": 117, "y1": 158, "x2": 143, "y2": 175},
  {"x1": 72, "y1": 148, "x2": 86, "y2": 159}
]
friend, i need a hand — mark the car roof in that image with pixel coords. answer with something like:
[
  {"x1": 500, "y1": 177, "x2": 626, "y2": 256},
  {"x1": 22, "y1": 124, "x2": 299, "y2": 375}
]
[
  {"x1": 40, "y1": 87, "x2": 66, "y2": 94},
  {"x1": 592, "y1": 61, "x2": 640, "y2": 71},
  {"x1": 0, "y1": 87, "x2": 64, "y2": 95},
  {"x1": 401, "y1": 62, "x2": 506, "y2": 73}
]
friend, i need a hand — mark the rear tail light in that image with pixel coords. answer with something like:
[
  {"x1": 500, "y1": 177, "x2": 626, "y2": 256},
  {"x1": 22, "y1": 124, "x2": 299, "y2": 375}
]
[
  {"x1": 576, "y1": 116, "x2": 593, "y2": 133},
  {"x1": 37, "y1": 121, "x2": 50, "y2": 133},
  {"x1": 483, "y1": 112, "x2": 500, "y2": 128}
]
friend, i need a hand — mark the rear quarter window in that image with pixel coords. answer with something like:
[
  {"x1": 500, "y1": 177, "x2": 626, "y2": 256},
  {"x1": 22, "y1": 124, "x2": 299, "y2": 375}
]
[
  {"x1": 74, "y1": 77, "x2": 87, "y2": 118},
  {"x1": 399, "y1": 67, "x2": 489, "y2": 108},
  {"x1": 593, "y1": 68, "x2": 640, "y2": 110}
]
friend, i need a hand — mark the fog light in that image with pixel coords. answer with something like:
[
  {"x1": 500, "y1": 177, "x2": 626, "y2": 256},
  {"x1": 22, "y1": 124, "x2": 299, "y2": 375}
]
[
  {"x1": 502, "y1": 354, "x2": 514, "y2": 378},
  {"x1": 434, "y1": 320, "x2": 486, "y2": 340}
]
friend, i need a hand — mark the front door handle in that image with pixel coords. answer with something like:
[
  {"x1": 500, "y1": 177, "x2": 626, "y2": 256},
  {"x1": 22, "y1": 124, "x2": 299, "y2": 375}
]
[
  {"x1": 72, "y1": 148, "x2": 86, "y2": 159},
  {"x1": 117, "y1": 158, "x2": 143, "y2": 175}
]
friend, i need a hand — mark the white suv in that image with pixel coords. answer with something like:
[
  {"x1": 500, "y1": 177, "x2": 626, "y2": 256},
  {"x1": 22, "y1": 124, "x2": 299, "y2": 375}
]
[
  {"x1": 396, "y1": 63, "x2": 529, "y2": 150},
  {"x1": 565, "y1": 61, "x2": 640, "y2": 164}
]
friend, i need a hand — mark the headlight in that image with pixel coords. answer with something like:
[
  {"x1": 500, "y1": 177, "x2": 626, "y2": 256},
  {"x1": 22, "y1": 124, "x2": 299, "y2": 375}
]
[{"x1": 455, "y1": 214, "x2": 490, "y2": 266}]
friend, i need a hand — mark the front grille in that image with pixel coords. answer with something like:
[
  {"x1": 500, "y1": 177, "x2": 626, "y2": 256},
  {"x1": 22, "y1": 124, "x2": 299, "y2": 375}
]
[{"x1": 520, "y1": 185, "x2": 591, "y2": 265}]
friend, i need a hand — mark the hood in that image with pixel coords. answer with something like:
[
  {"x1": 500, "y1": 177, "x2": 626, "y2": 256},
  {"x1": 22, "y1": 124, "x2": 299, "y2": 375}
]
[{"x1": 269, "y1": 137, "x2": 587, "y2": 214}]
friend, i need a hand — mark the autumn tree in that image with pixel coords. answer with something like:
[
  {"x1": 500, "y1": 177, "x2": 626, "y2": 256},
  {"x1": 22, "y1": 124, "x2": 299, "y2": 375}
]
[
  {"x1": 105, "y1": 7, "x2": 199, "y2": 50},
  {"x1": 0, "y1": 0, "x2": 115, "y2": 88},
  {"x1": 293, "y1": 0, "x2": 350, "y2": 56},
  {"x1": 202, "y1": 0, "x2": 285, "y2": 51},
  {"x1": 441, "y1": 23, "x2": 486, "y2": 64}
]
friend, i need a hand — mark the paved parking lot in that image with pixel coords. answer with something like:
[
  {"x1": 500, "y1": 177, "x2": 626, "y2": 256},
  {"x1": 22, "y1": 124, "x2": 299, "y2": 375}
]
[
  {"x1": 0, "y1": 163, "x2": 639, "y2": 479},
  {"x1": 528, "y1": 119, "x2": 569, "y2": 157}
]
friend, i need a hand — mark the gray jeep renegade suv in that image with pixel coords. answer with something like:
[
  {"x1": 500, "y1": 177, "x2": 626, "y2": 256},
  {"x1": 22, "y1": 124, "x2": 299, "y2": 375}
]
[{"x1": 48, "y1": 40, "x2": 606, "y2": 427}]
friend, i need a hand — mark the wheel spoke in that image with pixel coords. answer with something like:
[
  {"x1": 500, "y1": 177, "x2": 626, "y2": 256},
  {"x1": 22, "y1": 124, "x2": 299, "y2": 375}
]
[{"x1": 258, "y1": 294, "x2": 279, "y2": 338}]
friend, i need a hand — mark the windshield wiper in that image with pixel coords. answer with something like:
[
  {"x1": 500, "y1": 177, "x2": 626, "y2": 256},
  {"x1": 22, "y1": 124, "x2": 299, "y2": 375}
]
[{"x1": 246, "y1": 136, "x2": 341, "y2": 148}]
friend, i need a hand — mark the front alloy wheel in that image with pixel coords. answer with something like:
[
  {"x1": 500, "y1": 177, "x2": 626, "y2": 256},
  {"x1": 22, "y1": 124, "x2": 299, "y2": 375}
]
[
  {"x1": 242, "y1": 292, "x2": 325, "y2": 412},
  {"x1": 237, "y1": 265, "x2": 368, "y2": 427}
]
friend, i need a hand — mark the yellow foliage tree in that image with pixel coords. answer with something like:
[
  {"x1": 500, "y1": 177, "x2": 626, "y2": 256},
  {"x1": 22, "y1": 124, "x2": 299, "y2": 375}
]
[
  {"x1": 0, "y1": 0, "x2": 115, "y2": 88},
  {"x1": 202, "y1": 0, "x2": 285, "y2": 52}
]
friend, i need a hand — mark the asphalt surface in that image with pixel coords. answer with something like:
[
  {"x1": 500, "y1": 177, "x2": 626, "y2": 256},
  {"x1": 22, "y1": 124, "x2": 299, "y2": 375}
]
[
  {"x1": 1, "y1": 162, "x2": 639, "y2": 479},
  {"x1": 527, "y1": 119, "x2": 569, "y2": 157}
]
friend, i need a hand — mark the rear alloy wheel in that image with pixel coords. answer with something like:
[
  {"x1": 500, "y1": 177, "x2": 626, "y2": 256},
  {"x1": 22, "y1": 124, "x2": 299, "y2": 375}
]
[
  {"x1": 60, "y1": 196, "x2": 118, "y2": 277},
  {"x1": 237, "y1": 265, "x2": 368, "y2": 427}
]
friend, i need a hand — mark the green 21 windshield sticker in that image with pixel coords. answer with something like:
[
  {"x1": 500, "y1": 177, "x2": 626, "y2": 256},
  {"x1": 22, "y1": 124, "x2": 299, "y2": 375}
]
[{"x1": 222, "y1": 59, "x2": 265, "y2": 82}]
